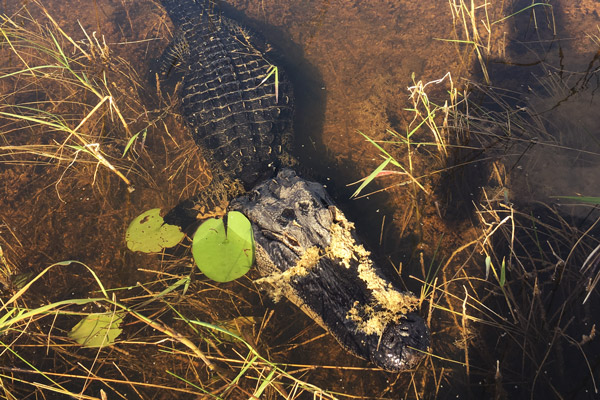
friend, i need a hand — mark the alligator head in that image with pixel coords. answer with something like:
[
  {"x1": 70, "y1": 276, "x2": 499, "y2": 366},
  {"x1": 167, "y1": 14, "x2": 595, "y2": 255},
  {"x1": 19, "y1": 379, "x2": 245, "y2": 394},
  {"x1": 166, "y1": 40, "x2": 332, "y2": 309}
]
[{"x1": 231, "y1": 169, "x2": 430, "y2": 370}]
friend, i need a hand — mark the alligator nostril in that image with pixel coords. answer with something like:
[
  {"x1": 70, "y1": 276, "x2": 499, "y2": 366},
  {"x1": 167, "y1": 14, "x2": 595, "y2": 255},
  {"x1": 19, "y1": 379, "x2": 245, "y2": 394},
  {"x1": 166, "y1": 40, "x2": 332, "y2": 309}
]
[{"x1": 281, "y1": 208, "x2": 296, "y2": 220}]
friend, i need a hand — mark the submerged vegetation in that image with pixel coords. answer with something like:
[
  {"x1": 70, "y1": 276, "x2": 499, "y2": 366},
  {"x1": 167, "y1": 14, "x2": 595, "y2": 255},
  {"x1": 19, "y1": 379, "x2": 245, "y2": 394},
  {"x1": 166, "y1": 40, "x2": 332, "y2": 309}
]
[
  {"x1": 352, "y1": 2, "x2": 600, "y2": 397},
  {"x1": 0, "y1": 0, "x2": 599, "y2": 399}
]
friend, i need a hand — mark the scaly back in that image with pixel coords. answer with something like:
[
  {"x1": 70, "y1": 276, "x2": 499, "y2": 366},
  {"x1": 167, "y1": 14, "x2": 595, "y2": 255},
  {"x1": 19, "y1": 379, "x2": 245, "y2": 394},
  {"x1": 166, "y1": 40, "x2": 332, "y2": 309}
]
[{"x1": 159, "y1": 0, "x2": 294, "y2": 188}]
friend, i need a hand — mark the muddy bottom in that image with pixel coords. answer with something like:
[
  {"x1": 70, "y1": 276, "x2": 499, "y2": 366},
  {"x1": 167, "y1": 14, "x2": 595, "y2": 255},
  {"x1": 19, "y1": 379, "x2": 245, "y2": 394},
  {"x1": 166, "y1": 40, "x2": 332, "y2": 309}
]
[{"x1": 1, "y1": 0, "x2": 600, "y2": 398}]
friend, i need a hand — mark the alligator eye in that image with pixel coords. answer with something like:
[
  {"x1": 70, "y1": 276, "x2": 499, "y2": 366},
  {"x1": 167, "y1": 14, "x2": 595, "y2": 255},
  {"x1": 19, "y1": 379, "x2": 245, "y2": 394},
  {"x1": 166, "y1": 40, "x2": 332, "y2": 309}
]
[
  {"x1": 248, "y1": 189, "x2": 260, "y2": 202},
  {"x1": 298, "y1": 201, "x2": 310, "y2": 211}
]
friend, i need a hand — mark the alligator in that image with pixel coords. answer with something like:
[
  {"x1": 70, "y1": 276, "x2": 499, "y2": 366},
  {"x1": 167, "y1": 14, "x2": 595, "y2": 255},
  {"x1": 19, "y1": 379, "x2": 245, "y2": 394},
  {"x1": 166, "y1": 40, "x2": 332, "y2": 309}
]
[{"x1": 156, "y1": 0, "x2": 430, "y2": 371}]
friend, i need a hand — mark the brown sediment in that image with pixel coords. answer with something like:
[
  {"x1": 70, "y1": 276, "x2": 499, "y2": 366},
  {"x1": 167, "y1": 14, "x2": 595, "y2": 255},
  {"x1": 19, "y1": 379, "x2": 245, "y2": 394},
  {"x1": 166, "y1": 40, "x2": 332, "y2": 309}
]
[{"x1": 3, "y1": 0, "x2": 599, "y2": 398}]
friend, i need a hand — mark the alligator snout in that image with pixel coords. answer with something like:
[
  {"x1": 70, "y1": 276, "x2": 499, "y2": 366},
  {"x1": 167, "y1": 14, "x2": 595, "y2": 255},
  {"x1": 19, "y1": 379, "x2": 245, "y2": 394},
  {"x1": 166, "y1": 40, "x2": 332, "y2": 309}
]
[{"x1": 371, "y1": 313, "x2": 430, "y2": 371}]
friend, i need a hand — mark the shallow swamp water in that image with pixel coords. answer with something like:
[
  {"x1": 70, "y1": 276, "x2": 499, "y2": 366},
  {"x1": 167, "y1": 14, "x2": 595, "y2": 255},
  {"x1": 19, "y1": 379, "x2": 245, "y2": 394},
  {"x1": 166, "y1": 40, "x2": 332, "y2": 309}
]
[{"x1": 0, "y1": 0, "x2": 599, "y2": 398}]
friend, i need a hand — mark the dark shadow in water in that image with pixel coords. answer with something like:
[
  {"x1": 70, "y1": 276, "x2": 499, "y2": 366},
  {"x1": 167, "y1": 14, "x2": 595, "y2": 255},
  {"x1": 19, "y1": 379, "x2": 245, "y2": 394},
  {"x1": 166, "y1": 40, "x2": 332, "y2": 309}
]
[
  {"x1": 438, "y1": 0, "x2": 600, "y2": 222},
  {"x1": 218, "y1": 2, "x2": 422, "y2": 294},
  {"x1": 218, "y1": 2, "x2": 327, "y2": 174},
  {"x1": 436, "y1": 1, "x2": 600, "y2": 398}
]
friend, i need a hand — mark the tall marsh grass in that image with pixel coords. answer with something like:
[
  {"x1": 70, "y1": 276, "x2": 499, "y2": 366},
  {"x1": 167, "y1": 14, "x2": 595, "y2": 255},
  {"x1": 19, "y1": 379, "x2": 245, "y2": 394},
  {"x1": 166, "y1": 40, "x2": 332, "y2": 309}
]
[{"x1": 353, "y1": 2, "x2": 599, "y2": 396}]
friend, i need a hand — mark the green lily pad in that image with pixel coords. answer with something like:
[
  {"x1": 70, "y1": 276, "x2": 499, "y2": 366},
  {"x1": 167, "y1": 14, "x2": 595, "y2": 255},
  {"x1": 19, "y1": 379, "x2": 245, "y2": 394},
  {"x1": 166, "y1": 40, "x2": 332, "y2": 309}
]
[
  {"x1": 192, "y1": 211, "x2": 254, "y2": 282},
  {"x1": 126, "y1": 208, "x2": 184, "y2": 253},
  {"x1": 69, "y1": 312, "x2": 124, "y2": 348}
]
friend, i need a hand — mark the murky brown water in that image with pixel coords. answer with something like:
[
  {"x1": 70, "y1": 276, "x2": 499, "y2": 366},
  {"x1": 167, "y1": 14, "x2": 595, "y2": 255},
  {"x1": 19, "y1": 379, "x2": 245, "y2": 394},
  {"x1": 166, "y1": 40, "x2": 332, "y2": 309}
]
[{"x1": 1, "y1": 0, "x2": 600, "y2": 398}]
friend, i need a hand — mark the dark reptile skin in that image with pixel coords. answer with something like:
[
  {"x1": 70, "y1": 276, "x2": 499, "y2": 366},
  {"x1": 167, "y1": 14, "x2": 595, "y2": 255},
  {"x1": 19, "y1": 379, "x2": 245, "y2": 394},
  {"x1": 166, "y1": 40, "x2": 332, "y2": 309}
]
[
  {"x1": 159, "y1": 0, "x2": 293, "y2": 188},
  {"x1": 231, "y1": 169, "x2": 430, "y2": 371},
  {"x1": 159, "y1": 0, "x2": 430, "y2": 371}
]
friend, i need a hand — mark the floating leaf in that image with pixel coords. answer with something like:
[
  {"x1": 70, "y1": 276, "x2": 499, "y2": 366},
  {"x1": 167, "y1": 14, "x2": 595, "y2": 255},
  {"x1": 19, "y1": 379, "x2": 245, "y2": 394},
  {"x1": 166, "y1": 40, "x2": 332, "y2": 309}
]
[
  {"x1": 126, "y1": 208, "x2": 184, "y2": 253},
  {"x1": 69, "y1": 312, "x2": 124, "y2": 348},
  {"x1": 192, "y1": 211, "x2": 254, "y2": 282}
]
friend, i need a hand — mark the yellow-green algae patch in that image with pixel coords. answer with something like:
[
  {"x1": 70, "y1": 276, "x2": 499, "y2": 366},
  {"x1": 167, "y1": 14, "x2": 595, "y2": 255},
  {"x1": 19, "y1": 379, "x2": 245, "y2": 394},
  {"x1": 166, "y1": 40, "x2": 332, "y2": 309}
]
[
  {"x1": 255, "y1": 245, "x2": 320, "y2": 302},
  {"x1": 254, "y1": 206, "x2": 419, "y2": 338},
  {"x1": 327, "y1": 208, "x2": 419, "y2": 336}
]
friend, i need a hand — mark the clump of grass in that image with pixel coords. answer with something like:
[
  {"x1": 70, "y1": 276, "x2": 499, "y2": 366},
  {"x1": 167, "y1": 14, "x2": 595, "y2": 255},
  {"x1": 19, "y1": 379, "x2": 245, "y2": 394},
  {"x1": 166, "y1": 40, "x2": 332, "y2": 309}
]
[
  {"x1": 471, "y1": 194, "x2": 599, "y2": 396},
  {"x1": 444, "y1": 0, "x2": 555, "y2": 84},
  {"x1": 373, "y1": 76, "x2": 600, "y2": 396},
  {"x1": 0, "y1": 253, "x2": 350, "y2": 398},
  {"x1": 434, "y1": 78, "x2": 600, "y2": 396},
  {"x1": 352, "y1": 4, "x2": 599, "y2": 393},
  {"x1": 350, "y1": 73, "x2": 458, "y2": 200},
  {"x1": 0, "y1": 4, "x2": 138, "y2": 192}
]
